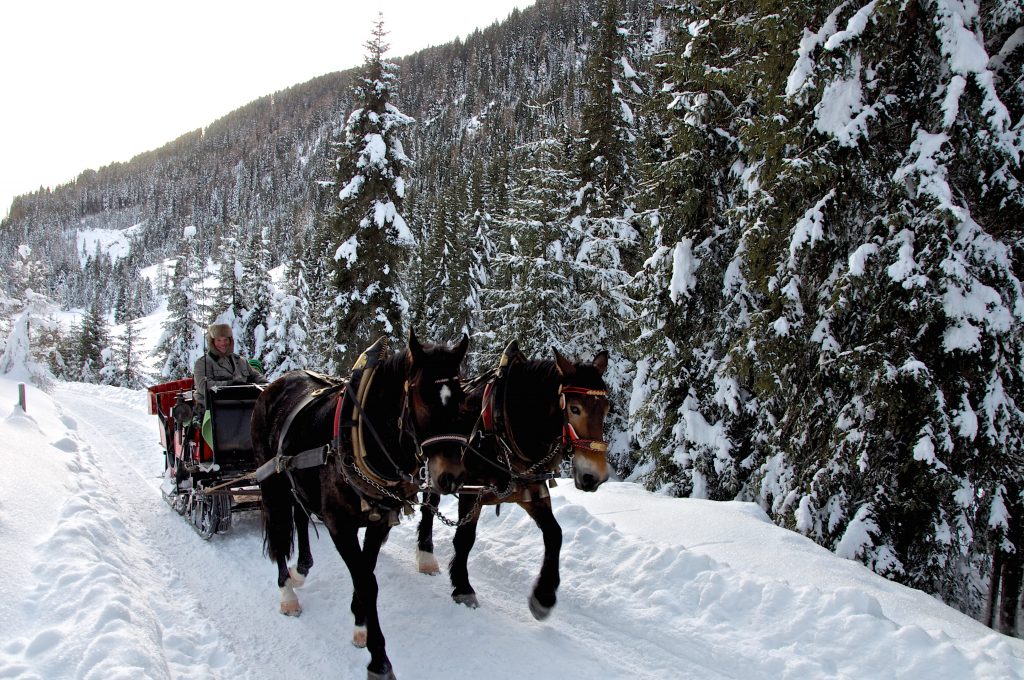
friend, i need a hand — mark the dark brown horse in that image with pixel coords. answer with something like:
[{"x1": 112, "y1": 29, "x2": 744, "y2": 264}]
[
  {"x1": 416, "y1": 342, "x2": 610, "y2": 620},
  {"x1": 250, "y1": 333, "x2": 469, "y2": 680}
]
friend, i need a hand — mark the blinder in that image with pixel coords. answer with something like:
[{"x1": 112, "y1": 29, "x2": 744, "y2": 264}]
[{"x1": 558, "y1": 385, "x2": 610, "y2": 454}]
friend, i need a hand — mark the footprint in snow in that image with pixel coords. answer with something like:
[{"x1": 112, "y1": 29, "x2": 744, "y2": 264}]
[{"x1": 50, "y1": 437, "x2": 78, "y2": 452}]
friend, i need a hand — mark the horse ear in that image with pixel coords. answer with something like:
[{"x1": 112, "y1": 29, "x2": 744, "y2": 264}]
[
  {"x1": 408, "y1": 330, "x2": 425, "y2": 363},
  {"x1": 499, "y1": 339, "x2": 524, "y2": 367},
  {"x1": 456, "y1": 333, "x2": 470, "y2": 361},
  {"x1": 592, "y1": 350, "x2": 609, "y2": 376},
  {"x1": 553, "y1": 347, "x2": 575, "y2": 376}
]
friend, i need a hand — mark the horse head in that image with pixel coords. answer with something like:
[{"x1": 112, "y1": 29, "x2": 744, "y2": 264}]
[
  {"x1": 406, "y1": 331, "x2": 470, "y2": 494},
  {"x1": 554, "y1": 348, "x2": 611, "y2": 492}
]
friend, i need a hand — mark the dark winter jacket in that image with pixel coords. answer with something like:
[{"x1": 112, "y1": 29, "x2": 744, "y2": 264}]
[{"x1": 193, "y1": 325, "x2": 264, "y2": 412}]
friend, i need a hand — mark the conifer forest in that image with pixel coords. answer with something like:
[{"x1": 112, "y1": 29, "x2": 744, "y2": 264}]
[{"x1": 1, "y1": 0, "x2": 1022, "y2": 634}]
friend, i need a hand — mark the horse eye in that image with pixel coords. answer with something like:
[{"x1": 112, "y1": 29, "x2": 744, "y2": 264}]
[{"x1": 570, "y1": 405, "x2": 582, "y2": 416}]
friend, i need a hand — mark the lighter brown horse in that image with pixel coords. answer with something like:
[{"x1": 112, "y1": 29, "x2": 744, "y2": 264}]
[{"x1": 416, "y1": 342, "x2": 610, "y2": 619}]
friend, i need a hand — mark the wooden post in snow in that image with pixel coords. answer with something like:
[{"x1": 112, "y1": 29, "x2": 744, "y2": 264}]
[{"x1": 17, "y1": 383, "x2": 27, "y2": 412}]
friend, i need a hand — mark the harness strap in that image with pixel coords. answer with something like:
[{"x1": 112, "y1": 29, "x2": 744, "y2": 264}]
[
  {"x1": 420, "y1": 434, "x2": 470, "y2": 449},
  {"x1": 481, "y1": 382, "x2": 495, "y2": 431},
  {"x1": 254, "y1": 445, "x2": 330, "y2": 483}
]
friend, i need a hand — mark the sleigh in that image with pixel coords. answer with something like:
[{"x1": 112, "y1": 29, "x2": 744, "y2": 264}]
[{"x1": 147, "y1": 377, "x2": 265, "y2": 539}]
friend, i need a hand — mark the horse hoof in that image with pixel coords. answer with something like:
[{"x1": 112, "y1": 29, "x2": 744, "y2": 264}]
[
  {"x1": 367, "y1": 667, "x2": 397, "y2": 680},
  {"x1": 288, "y1": 566, "x2": 306, "y2": 588},
  {"x1": 528, "y1": 594, "x2": 553, "y2": 621},
  {"x1": 280, "y1": 600, "x2": 302, "y2": 617},
  {"x1": 453, "y1": 593, "x2": 479, "y2": 609},
  {"x1": 353, "y1": 625, "x2": 368, "y2": 648},
  {"x1": 416, "y1": 549, "x2": 440, "y2": 575}
]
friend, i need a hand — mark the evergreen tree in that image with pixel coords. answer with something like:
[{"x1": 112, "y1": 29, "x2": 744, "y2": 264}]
[
  {"x1": 240, "y1": 227, "x2": 274, "y2": 363},
  {"x1": 480, "y1": 133, "x2": 575, "y2": 363},
  {"x1": 630, "y1": 0, "x2": 1024, "y2": 624},
  {"x1": 210, "y1": 223, "x2": 247, "y2": 340},
  {"x1": 155, "y1": 227, "x2": 205, "y2": 380},
  {"x1": 0, "y1": 245, "x2": 63, "y2": 387},
  {"x1": 111, "y1": 316, "x2": 149, "y2": 389},
  {"x1": 571, "y1": 0, "x2": 645, "y2": 466},
  {"x1": 303, "y1": 222, "x2": 337, "y2": 372},
  {"x1": 629, "y1": 0, "x2": 758, "y2": 499},
  {"x1": 263, "y1": 242, "x2": 310, "y2": 379},
  {"x1": 752, "y1": 0, "x2": 1024, "y2": 622},
  {"x1": 324, "y1": 14, "x2": 416, "y2": 370},
  {"x1": 463, "y1": 172, "x2": 497, "y2": 373},
  {"x1": 419, "y1": 180, "x2": 479, "y2": 343},
  {"x1": 76, "y1": 300, "x2": 111, "y2": 383}
]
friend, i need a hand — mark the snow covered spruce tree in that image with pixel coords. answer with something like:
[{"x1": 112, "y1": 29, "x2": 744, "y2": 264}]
[
  {"x1": 155, "y1": 226, "x2": 205, "y2": 380},
  {"x1": 480, "y1": 130, "x2": 575, "y2": 363},
  {"x1": 110, "y1": 316, "x2": 149, "y2": 389},
  {"x1": 0, "y1": 244, "x2": 64, "y2": 387},
  {"x1": 418, "y1": 190, "x2": 464, "y2": 340},
  {"x1": 75, "y1": 299, "x2": 113, "y2": 384},
  {"x1": 417, "y1": 168, "x2": 493, "y2": 352},
  {"x1": 721, "y1": 0, "x2": 1024, "y2": 622},
  {"x1": 240, "y1": 227, "x2": 274, "y2": 365},
  {"x1": 631, "y1": 0, "x2": 1024, "y2": 625},
  {"x1": 301, "y1": 222, "x2": 339, "y2": 372},
  {"x1": 210, "y1": 223, "x2": 247, "y2": 341},
  {"x1": 571, "y1": 0, "x2": 645, "y2": 467},
  {"x1": 323, "y1": 15, "x2": 415, "y2": 371},
  {"x1": 629, "y1": 0, "x2": 764, "y2": 499},
  {"x1": 263, "y1": 241, "x2": 310, "y2": 379},
  {"x1": 463, "y1": 166, "x2": 498, "y2": 374}
]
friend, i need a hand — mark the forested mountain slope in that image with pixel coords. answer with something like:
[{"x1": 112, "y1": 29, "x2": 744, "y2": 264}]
[{"x1": 2, "y1": 0, "x2": 1022, "y2": 634}]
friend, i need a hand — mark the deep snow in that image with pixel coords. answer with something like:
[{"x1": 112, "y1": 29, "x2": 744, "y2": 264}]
[{"x1": 0, "y1": 376, "x2": 1022, "y2": 679}]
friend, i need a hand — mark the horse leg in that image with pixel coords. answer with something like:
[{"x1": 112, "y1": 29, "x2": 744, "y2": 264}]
[
  {"x1": 416, "y1": 491, "x2": 440, "y2": 574},
  {"x1": 288, "y1": 501, "x2": 314, "y2": 587},
  {"x1": 350, "y1": 522, "x2": 391, "y2": 648},
  {"x1": 449, "y1": 493, "x2": 480, "y2": 608},
  {"x1": 329, "y1": 520, "x2": 395, "y2": 680},
  {"x1": 520, "y1": 493, "x2": 562, "y2": 621}
]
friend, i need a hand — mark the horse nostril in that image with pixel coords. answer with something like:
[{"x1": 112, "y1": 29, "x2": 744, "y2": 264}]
[{"x1": 578, "y1": 474, "x2": 598, "y2": 491}]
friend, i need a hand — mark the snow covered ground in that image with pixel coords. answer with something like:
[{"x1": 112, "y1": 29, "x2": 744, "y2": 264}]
[{"x1": 1, "y1": 375, "x2": 1022, "y2": 679}]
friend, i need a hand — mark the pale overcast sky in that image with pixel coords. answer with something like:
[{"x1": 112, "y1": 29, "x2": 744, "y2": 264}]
[{"x1": 0, "y1": 0, "x2": 536, "y2": 220}]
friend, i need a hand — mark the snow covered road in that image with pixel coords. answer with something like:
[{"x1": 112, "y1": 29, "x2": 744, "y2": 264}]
[{"x1": 1, "y1": 379, "x2": 1022, "y2": 679}]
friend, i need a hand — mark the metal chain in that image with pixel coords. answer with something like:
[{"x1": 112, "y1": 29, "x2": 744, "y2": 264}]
[{"x1": 344, "y1": 454, "x2": 412, "y2": 504}]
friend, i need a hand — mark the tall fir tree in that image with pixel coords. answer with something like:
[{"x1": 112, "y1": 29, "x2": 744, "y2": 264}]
[
  {"x1": 76, "y1": 299, "x2": 111, "y2": 383},
  {"x1": 572, "y1": 0, "x2": 645, "y2": 466},
  {"x1": 211, "y1": 223, "x2": 247, "y2": 341},
  {"x1": 480, "y1": 132, "x2": 575, "y2": 363},
  {"x1": 263, "y1": 241, "x2": 311, "y2": 379},
  {"x1": 110, "y1": 316, "x2": 149, "y2": 389},
  {"x1": 749, "y1": 0, "x2": 1024, "y2": 624},
  {"x1": 629, "y1": 0, "x2": 758, "y2": 499},
  {"x1": 324, "y1": 14, "x2": 415, "y2": 370},
  {"x1": 631, "y1": 0, "x2": 1024, "y2": 625},
  {"x1": 156, "y1": 227, "x2": 205, "y2": 380},
  {"x1": 240, "y1": 227, "x2": 274, "y2": 364}
]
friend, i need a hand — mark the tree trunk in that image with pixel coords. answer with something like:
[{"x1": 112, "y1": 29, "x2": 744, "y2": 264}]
[
  {"x1": 998, "y1": 482, "x2": 1023, "y2": 637},
  {"x1": 987, "y1": 549, "x2": 1003, "y2": 629}
]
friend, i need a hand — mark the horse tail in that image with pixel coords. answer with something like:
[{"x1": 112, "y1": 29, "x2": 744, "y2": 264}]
[{"x1": 251, "y1": 383, "x2": 296, "y2": 563}]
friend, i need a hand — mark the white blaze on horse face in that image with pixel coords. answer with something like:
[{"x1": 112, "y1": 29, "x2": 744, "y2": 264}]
[{"x1": 440, "y1": 384, "x2": 452, "y2": 407}]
